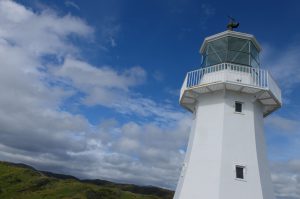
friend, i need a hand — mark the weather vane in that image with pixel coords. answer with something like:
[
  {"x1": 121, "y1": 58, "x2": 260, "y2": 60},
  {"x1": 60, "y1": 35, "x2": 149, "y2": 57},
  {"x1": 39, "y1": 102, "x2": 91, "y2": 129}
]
[{"x1": 227, "y1": 16, "x2": 239, "y2": 31}]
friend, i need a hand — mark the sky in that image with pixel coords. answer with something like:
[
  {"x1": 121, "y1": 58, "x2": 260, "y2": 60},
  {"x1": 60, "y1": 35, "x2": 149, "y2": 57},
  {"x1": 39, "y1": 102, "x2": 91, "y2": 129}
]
[{"x1": 0, "y1": 0, "x2": 299, "y2": 198}]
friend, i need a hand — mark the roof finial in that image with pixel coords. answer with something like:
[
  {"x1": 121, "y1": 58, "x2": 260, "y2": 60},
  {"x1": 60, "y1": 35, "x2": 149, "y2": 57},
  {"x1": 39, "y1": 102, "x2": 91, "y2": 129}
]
[{"x1": 227, "y1": 16, "x2": 239, "y2": 31}]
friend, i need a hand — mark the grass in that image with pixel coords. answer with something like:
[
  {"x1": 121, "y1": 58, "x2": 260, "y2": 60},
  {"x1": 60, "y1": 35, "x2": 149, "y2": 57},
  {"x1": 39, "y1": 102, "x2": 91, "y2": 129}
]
[{"x1": 0, "y1": 161, "x2": 173, "y2": 199}]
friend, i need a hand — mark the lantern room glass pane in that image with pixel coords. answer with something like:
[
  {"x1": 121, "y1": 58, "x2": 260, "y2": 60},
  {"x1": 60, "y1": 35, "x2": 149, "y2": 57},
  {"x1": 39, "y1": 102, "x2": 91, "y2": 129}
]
[
  {"x1": 249, "y1": 41, "x2": 260, "y2": 68},
  {"x1": 205, "y1": 51, "x2": 227, "y2": 66},
  {"x1": 206, "y1": 45, "x2": 214, "y2": 54},
  {"x1": 227, "y1": 51, "x2": 249, "y2": 66},
  {"x1": 206, "y1": 54, "x2": 220, "y2": 66},
  {"x1": 228, "y1": 37, "x2": 249, "y2": 53},
  {"x1": 250, "y1": 56, "x2": 259, "y2": 68},
  {"x1": 201, "y1": 36, "x2": 260, "y2": 68},
  {"x1": 250, "y1": 42, "x2": 259, "y2": 63},
  {"x1": 209, "y1": 37, "x2": 228, "y2": 53}
]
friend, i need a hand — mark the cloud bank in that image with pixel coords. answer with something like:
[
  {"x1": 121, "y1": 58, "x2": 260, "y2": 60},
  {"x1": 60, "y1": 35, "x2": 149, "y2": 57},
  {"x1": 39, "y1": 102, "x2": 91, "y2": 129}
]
[
  {"x1": 0, "y1": 1, "x2": 189, "y2": 189},
  {"x1": 0, "y1": 1, "x2": 298, "y2": 198}
]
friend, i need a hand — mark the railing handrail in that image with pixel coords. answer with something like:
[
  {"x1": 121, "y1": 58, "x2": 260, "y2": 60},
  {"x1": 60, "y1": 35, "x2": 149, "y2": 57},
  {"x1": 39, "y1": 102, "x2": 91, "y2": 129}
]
[
  {"x1": 267, "y1": 72, "x2": 281, "y2": 93},
  {"x1": 180, "y1": 63, "x2": 281, "y2": 104},
  {"x1": 184, "y1": 63, "x2": 266, "y2": 87},
  {"x1": 180, "y1": 75, "x2": 188, "y2": 99}
]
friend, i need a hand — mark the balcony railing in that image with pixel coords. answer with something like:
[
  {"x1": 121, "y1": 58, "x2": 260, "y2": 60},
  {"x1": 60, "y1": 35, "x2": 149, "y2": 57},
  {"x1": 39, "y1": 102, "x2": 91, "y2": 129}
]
[{"x1": 180, "y1": 63, "x2": 281, "y2": 104}]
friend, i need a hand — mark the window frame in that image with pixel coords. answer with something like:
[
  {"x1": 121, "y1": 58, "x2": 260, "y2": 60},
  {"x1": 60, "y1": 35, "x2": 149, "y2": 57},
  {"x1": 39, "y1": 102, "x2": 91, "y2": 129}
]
[
  {"x1": 235, "y1": 165, "x2": 247, "y2": 181},
  {"x1": 234, "y1": 101, "x2": 243, "y2": 113}
]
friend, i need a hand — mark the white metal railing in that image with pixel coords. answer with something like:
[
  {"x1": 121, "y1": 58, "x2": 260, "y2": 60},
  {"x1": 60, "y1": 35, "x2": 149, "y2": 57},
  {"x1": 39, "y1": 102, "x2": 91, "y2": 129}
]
[
  {"x1": 180, "y1": 63, "x2": 281, "y2": 103},
  {"x1": 267, "y1": 72, "x2": 282, "y2": 103}
]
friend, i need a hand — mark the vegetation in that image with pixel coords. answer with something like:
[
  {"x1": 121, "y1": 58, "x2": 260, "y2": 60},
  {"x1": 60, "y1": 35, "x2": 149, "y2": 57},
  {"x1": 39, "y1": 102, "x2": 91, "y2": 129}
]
[{"x1": 0, "y1": 161, "x2": 174, "y2": 199}]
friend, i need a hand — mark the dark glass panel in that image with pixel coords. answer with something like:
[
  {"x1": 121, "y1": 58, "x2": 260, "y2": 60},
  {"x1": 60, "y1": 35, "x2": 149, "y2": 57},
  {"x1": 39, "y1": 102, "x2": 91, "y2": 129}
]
[
  {"x1": 250, "y1": 56, "x2": 259, "y2": 68},
  {"x1": 228, "y1": 37, "x2": 249, "y2": 53},
  {"x1": 235, "y1": 102, "x2": 242, "y2": 112},
  {"x1": 210, "y1": 37, "x2": 228, "y2": 53},
  {"x1": 227, "y1": 51, "x2": 249, "y2": 66},
  {"x1": 250, "y1": 42, "x2": 259, "y2": 63},
  {"x1": 236, "y1": 166, "x2": 244, "y2": 179}
]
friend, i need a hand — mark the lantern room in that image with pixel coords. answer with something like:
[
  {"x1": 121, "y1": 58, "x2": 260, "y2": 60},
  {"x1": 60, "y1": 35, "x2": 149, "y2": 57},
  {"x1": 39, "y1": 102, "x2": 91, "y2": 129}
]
[{"x1": 200, "y1": 31, "x2": 261, "y2": 68}]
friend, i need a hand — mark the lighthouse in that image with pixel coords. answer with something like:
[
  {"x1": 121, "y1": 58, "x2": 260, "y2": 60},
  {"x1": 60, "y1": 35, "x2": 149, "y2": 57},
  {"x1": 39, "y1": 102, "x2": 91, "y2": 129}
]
[{"x1": 174, "y1": 28, "x2": 282, "y2": 199}]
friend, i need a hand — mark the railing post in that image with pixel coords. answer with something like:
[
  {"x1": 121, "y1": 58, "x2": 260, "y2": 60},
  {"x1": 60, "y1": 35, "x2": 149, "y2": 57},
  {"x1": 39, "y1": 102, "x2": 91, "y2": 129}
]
[
  {"x1": 187, "y1": 72, "x2": 191, "y2": 87},
  {"x1": 266, "y1": 71, "x2": 269, "y2": 89}
]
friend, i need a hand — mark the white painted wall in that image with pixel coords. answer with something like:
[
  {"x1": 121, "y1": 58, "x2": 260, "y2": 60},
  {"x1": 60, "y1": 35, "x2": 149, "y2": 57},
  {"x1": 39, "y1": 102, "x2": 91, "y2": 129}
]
[{"x1": 174, "y1": 90, "x2": 274, "y2": 199}]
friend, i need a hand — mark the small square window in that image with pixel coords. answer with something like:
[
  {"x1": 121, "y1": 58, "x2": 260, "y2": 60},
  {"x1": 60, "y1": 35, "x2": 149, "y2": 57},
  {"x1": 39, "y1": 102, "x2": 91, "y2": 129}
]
[
  {"x1": 235, "y1": 101, "x2": 243, "y2": 113},
  {"x1": 235, "y1": 165, "x2": 245, "y2": 179}
]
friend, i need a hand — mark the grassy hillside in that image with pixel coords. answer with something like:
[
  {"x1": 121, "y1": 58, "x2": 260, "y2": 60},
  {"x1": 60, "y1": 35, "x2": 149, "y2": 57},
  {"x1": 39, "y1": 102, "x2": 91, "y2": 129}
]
[{"x1": 0, "y1": 161, "x2": 174, "y2": 199}]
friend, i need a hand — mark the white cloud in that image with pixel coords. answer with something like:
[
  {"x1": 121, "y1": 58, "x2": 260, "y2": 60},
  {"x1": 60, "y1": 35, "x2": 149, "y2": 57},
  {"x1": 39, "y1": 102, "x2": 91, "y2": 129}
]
[
  {"x1": 65, "y1": 1, "x2": 80, "y2": 10},
  {"x1": 0, "y1": 1, "x2": 92, "y2": 56},
  {"x1": 0, "y1": 0, "x2": 89, "y2": 161},
  {"x1": 260, "y1": 37, "x2": 300, "y2": 198},
  {"x1": 0, "y1": 1, "x2": 93, "y2": 156},
  {"x1": 0, "y1": 0, "x2": 189, "y2": 190},
  {"x1": 261, "y1": 43, "x2": 300, "y2": 91},
  {"x1": 0, "y1": 114, "x2": 191, "y2": 188},
  {"x1": 1, "y1": 2, "x2": 298, "y2": 197},
  {"x1": 266, "y1": 115, "x2": 300, "y2": 133},
  {"x1": 262, "y1": 41, "x2": 300, "y2": 199},
  {"x1": 52, "y1": 57, "x2": 187, "y2": 123},
  {"x1": 54, "y1": 57, "x2": 146, "y2": 94},
  {"x1": 98, "y1": 17, "x2": 120, "y2": 49},
  {"x1": 265, "y1": 114, "x2": 300, "y2": 199},
  {"x1": 271, "y1": 160, "x2": 300, "y2": 199}
]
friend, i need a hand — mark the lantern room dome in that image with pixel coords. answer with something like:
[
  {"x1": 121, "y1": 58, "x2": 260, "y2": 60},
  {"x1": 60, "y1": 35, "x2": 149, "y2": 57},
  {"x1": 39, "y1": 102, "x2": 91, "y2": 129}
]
[{"x1": 200, "y1": 31, "x2": 261, "y2": 68}]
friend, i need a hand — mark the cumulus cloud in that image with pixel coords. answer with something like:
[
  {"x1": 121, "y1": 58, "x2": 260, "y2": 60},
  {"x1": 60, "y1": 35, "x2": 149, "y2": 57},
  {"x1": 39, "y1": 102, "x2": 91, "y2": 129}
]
[
  {"x1": 0, "y1": 115, "x2": 191, "y2": 188},
  {"x1": 98, "y1": 17, "x2": 120, "y2": 49},
  {"x1": 51, "y1": 57, "x2": 186, "y2": 123},
  {"x1": 53, "y1": 57, "x2": 146, "y2": 105},
  {"x1": 1, "y1": 1, "x2": 297, "y2": 197},
  {"x1": 265, "y1": 114, "x2": 300, "y2": 199},
  {"x1": 266, "y1": 115, "x2": 300, "y2": 133},
  {"x1": 0, "y1": 0, "x2": 189, "y2": 190},
  {"x1": 91, "y1": 117, "x2": 190, "y2": 187},
  {"x1": 0, "y1": 1, "x2": 92, "y2": 155},
  {"x1": 261, "y1": 43, "x2": 300, "y2": 91},
  {"x1": 271, "y1": 160, "x2": 300, "y2": 199},
  {"x1": 65, "y1": 1, "x2": 80, "y2": 10},
  {"x1": 0, "y1": 1, "x2": 92, "y2": 56},
  {"x1": 261, "y1": 41, "x2": 300, "y2": 198}
]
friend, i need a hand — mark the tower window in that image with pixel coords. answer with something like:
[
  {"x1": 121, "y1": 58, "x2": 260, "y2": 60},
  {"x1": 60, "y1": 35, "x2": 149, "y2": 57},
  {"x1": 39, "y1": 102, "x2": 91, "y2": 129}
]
[
  {"x1": 235, "y1": 101, "x2": 243, "y2": 113},
  {"x1": 235, "y1": 165, "x2": 245, "y2": 179}
]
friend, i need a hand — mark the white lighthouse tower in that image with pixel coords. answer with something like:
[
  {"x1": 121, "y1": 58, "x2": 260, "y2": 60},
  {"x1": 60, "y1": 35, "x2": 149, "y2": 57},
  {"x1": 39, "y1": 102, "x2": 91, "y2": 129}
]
[{"x1": 174, "y1": 29, "x2": 282, "y2": 199}]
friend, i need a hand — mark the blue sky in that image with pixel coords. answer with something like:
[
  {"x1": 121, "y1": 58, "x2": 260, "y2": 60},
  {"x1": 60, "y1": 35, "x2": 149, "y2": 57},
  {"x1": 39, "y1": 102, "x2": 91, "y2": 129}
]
[{"x1": 0, "y1": 0, "x2": 299, "y2": 198}]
